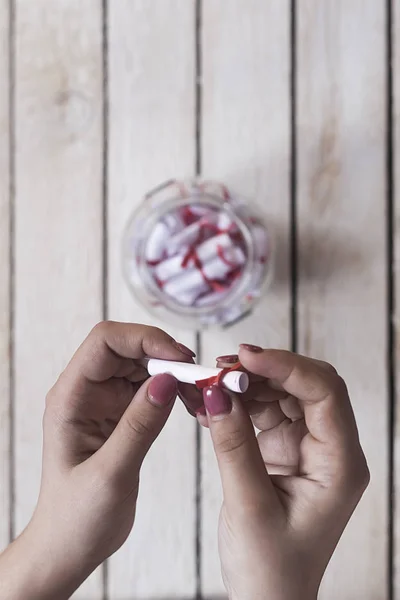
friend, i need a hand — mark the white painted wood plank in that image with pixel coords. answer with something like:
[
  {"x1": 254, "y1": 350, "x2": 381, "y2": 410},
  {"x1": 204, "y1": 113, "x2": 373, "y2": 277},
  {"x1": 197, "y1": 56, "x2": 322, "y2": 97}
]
[
  {"x1": 394, "y1": 0, "x2": 400, "y2": 595},
  {"x1": 201, "y1": 1, "x2": 291, "y2": 595},
  {"x1": 0, "y1": 0, "x2": 10, "y2": 553},
  {"x1": 14, "y1": 2, "x2": 103, "y2": 597},
  {"x1": 297, "y1": 2, "x2": 388, "y2": 598},
  {"x1": 107, "y1": 2, "x2": 196, "y2": 598}
]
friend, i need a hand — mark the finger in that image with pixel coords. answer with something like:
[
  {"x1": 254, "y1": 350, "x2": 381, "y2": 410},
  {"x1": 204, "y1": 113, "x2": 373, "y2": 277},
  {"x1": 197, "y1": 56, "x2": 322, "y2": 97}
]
[
  {"x1": 216, "y1": 356, "x2": 264, "y2": 383},
  {"x1": 240, "y1": 380, "x2": 288, "y2": 430},
  {"x1": 196, "y1": 410, "x2": 209, "y2": 428},
  {"x1": 246, "y1": 399, "x2": 287, "y2": 431},
  {"x1": 127, "y1": 365, "x2": 149, "y2": 383},
  {"x1": 203, "y1": 386, "x2": 281, "y2": 515},
  {"x1": 279, "y1": 394, "x2": 303, "y2": 420},
  {"x1": 93, "y1": 373, "x2": 177, "y2": 484},
  {"x1": 266, "y1": 358, "x2": 338, "y2": 389},
  {"x1": 215, "y1": 354, "x2": 239, "y2": 365},
  {"x1": 178, "y1": 382, "x2": 204, "y2": 416},
  {"x1": 257, "y1": 419, "x2": 307, "y2": 471},
  {"x1": 241, "y1": 380, "x2": 287, "y2": 403},
  {"x1": 239, "y1": 347, "x2": 359, "y2": 451},
  {"x1": 64, "y1": 321, "x2": 194, "y2": 384},
  {"x1": 264, "y1": 464, "x2": 299, "y2": 476}
]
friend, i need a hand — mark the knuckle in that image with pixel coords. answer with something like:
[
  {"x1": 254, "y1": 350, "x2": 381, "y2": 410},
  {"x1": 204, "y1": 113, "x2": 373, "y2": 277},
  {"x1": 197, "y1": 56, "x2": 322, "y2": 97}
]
[
  {"x1": 146, "y1": 326, "x2": 175, "y2": 350},
  {"x1": 42, "y1": 403, "x2": 66, "y2": 435},
  {"x1": 329, "y1": 374, "x2": 348, "y2": 399},
  {"x1": 124, "y1": 413, "x2": 153, "y2": 440},
  {"x1": 215, "y1": 428, "x2": 247, "y2": 458},
  {"x1": 338, "y1": 452, "x2": 370, "y2": 496},
  {"x1": 335, "y1": 375, "x2": 348, "y2": 393},
  {"x1": 44, "y1": 375, "x2": 65, "y2": 411},
  {"x1": 45, "y1": 385, "x2": 56, "y2": 408},
  {"x1": 321, "y1": 361, "x2": 338, "y2": 375},
  {"x1": 148, "y1": 325, "x2": 166, "y2": 337},
  {"x1": 351, "y1": 456, "x2": 370, "y2": 492},
  {"x1": 91, "y1": 320, "x2": 114, "y2": 339}
]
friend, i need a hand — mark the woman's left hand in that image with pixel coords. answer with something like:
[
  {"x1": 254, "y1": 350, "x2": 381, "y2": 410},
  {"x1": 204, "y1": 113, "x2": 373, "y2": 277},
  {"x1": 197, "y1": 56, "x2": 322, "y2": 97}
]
[{"x1": 0, "y1": 321, "x2": 195, "y2": 600}]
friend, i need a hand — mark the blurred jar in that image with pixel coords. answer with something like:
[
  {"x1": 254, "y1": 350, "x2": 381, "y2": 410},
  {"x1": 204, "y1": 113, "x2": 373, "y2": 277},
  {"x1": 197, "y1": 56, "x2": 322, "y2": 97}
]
[{"x1": 122, "y1": 179, "x2": 273, "y2": 329}]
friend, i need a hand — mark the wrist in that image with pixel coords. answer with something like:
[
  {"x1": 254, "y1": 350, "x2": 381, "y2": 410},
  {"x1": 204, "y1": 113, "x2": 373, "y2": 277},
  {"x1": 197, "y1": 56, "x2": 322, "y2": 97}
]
[{"x1": 0, "y1": 518, "x2": 99, "y2": 600}]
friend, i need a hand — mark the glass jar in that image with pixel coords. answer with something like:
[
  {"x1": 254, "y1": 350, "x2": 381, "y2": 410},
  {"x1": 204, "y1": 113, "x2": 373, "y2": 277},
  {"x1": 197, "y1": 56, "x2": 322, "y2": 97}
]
[{"x1": 122, "y1": 179, "x2": 273, "y2": 329}]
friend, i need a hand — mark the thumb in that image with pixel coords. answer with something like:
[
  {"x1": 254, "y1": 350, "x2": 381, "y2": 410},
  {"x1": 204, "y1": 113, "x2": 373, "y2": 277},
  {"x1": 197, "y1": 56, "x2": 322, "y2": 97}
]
[
  {"x1": 203, "y1": 386, "x2": 279, "y2": 513},
  {"x1": 94, "y1": 373, "x2": 177, "y2": 483}
]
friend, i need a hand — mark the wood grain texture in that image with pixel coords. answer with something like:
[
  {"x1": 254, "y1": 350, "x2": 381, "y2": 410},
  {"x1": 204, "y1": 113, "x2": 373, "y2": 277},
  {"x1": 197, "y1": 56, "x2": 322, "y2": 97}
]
[
  {"x1": 13, "y1": 1, "x2": 103, "y2": 597},
  {"x1": 394, "y1": 0, "x2": 400, "y2": 595},
  {"x1": 200, "y1": 1, "x2": 291, "y2": 595},
  {"x1": 0, "y1": 0, "x2": 10, "y2": 553},
  {"x1": 107, "y1": 2, "x2": 197, "y2": 597},
  {"x1": 297, "y1": 2, "x2": 387, "y2": 598}
]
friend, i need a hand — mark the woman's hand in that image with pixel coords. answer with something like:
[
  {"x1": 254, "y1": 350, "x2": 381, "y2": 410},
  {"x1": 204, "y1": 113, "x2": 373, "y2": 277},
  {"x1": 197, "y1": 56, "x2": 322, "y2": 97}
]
[
  {"x1": 201, "y1": 345, "x2": 369, "y2": 600},
  {"x1": 0, "y1": 321, "x2": 195, "y2": 600}
]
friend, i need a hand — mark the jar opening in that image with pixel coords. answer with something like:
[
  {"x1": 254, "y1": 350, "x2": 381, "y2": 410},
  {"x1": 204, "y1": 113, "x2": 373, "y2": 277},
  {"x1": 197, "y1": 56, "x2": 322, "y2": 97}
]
[{"x1": 122, "y1": 180, "x2": 272, "y2": 329}]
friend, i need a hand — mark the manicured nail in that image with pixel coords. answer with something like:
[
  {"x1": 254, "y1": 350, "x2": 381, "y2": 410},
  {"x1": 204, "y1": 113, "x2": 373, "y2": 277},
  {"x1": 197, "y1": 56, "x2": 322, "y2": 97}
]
[
  {"x1": 148, "y1": 373, "x2": 177, "y2": 407},
  {"x1": 239, "y1": 344, "x2": 263, "y2": 353},
  {"x1": 216, "y1": 354, "x2": 239, "y2": 364},
  {"x1": 174, "y1": 342, "x2": 196, "y2": 358},
  {"x1": 203, "y1": 386, "x2": 232, "y2": 418}
]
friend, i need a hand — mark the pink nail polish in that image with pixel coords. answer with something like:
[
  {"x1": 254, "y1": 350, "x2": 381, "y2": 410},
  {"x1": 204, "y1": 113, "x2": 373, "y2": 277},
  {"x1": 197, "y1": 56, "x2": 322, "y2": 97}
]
[
  {"x1": 203, "y1": 386, "x2": 232, "y2": 417},
  {"x1": 175, "y1": 342, "x2": 196, "y2": 358},
  {"x1": 239, "y1": 343, "x2": 263, "y2": 353},
  {"x1": 148, "y1": 373, "x2": 177, "y2": 407},
  {"x1": 215, "y1": 354, "x2": 239, "y2": 363}
]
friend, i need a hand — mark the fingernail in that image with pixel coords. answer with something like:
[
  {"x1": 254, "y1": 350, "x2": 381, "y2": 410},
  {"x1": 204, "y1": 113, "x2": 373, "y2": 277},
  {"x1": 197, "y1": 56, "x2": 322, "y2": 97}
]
[
  {"x1": 203, "y1": 386, "x2": 232, "y2": 418},
  {"x1": 148, "y1": 373, "x2": 177, "y2": 407},
  {"x1": 239, "y1": 344, "x2": 263, "y2": 353},
  {"x1": 174, "y1": 342, "x2": 196, "y2": 358},
  {"x1": 216, "y1": 354, "x2": 239, "y2": 363}
]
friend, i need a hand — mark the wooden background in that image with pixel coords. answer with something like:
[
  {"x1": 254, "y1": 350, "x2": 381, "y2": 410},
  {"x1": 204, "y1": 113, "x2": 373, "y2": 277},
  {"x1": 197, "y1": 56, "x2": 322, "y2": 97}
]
[{"x1": 0, "y1": 1, "x2": 398, "y2": 598}]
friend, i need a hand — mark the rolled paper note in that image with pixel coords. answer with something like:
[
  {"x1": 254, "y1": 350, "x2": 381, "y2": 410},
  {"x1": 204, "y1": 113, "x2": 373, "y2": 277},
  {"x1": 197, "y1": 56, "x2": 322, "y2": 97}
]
[
  {"x1": 163, "y1": 246, "x2": 245, "y2": 301},
  {"x1": 155, "y1": 232, "x2": 233, "y2": 282},
  {"x1": 217, "y1": 211, "x2": 236, "y2": 231},
  {"x1": 202, "y1": 246, "x2": 245, "y2": 279},
  {"x1": 175, "y1": 286, "x2": 209, "y2": 306},
  {"x1": 194, "y1": 232, "x2": 234, "y2": 264},
  {"x1": 167, "y1": 211, "x2": 218, "y2": 255},
  {"x1": 187, "y1": 204, "x2": 213, "y2": 217},
  {"x1": 145, "y1": 222, "x2": 169, "y2": 263},
  {"x1": 141, "y1": 358, "x2": 249, "y2": 393},
  {"x1": 163, "y1": 212, "x2": 185, "y2": 234},
  {"x1": 163, "y1": 275, "x2": 209, "y2": 304}
]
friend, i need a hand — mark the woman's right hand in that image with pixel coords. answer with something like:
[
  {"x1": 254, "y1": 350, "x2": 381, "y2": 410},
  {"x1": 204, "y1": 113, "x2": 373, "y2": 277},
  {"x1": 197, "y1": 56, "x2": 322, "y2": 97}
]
[{"x1": 200, "y1": 346, "x2": 369, "y2": 600}]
